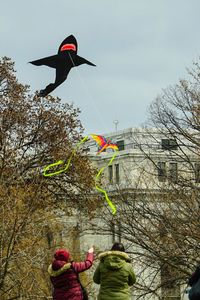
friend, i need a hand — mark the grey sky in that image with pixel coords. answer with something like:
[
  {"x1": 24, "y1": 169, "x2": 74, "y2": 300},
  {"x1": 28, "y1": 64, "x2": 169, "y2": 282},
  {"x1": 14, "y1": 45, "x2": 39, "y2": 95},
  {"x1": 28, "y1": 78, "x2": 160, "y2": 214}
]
[{"x1": 1, "y1": 0, "x2": 200, "y2": 134}]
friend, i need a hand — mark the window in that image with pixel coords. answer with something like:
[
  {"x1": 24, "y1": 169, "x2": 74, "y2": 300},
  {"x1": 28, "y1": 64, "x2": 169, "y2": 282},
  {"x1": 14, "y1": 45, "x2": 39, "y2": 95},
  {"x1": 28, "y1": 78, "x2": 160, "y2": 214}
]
[
  {"x1": 115, "y1": 164, "x2": 120, "y2": 184},
  {"x1": 158, "y1": 162, "x2": 167, "y2": 182},
  {"x1": 161, "y1": 139, "x2": 178, "y2": 150},
  {"x1": 108, "y1": 165, "x2": 113, "y2": 184},
  {"x1": 195, "y1": 163, "x2": 200, "y2": 183},
  {"x1": 169, "y1": 162, "x2": 178, "y2": 183},
  {"x1": 116, "y1": 140, "x2": 125, "y2": 151}
]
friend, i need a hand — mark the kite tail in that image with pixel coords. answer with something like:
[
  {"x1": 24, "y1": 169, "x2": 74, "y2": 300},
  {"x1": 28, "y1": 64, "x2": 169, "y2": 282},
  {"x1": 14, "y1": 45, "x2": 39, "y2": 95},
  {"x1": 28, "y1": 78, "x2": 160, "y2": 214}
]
[
  {"x1": 95, "y1": 150, "x2": 118, "y2": 215},
  {"x1": 43, "y1": 136, "x2": 89, "y2": 177},
  {"x1": 95, "y1": 184, "x2": 117, "y2": 215}
]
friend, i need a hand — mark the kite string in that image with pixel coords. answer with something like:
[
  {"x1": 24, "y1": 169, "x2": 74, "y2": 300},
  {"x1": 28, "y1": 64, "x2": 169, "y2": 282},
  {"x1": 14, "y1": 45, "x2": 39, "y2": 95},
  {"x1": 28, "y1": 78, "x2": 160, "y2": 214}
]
[
  {"x1": 95, "y1": 150, "x2": 118, "y2": 215},
  {"x1": 68, "y1": 52, "x2": 107, "y2": 133},
  {"x1": 68, "y1": 52, "x2": 119, "y2": 214}
]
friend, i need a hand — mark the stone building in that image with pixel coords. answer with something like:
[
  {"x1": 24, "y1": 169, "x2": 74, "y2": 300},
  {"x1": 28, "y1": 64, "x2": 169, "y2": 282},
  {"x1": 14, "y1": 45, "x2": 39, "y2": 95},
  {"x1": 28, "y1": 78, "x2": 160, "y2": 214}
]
[{"x1": 78, "y1": 127, "x2": 199, "y2": 300}]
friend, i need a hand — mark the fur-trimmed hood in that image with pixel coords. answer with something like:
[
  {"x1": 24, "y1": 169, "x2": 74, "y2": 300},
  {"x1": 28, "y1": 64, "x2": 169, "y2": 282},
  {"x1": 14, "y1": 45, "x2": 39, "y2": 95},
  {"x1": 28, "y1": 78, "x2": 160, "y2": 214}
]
[
  {"x1": 98, "y1": 251, "x2": 131, "y2": 262},
  {"x1": 48, "y1": 262, "x2": 71, "y2": 277},
  {"x1": 98, "y1": 251, "x2": 131, "y2": 271}
]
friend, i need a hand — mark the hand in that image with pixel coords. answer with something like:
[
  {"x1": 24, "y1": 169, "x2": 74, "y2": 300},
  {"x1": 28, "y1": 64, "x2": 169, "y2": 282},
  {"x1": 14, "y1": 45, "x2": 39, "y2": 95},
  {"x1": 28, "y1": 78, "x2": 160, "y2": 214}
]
[{"x1": 88, "y1": 246, "x2": 94, "y2": 253}]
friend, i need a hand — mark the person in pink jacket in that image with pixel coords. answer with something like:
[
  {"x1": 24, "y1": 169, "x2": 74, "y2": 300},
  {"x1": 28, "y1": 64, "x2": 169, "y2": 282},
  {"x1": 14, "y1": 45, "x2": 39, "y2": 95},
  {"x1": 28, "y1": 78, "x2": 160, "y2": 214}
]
[{"x1": 48, "y1": 247, "x2": 94, "y2": 300}]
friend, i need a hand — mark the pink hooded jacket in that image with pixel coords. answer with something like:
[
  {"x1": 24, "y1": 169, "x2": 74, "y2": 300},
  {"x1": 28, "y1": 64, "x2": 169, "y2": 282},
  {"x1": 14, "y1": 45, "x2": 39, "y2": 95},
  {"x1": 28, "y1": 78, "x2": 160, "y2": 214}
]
[{"x1": 48, "y1": 249, "x2": 94, "y2": 300}]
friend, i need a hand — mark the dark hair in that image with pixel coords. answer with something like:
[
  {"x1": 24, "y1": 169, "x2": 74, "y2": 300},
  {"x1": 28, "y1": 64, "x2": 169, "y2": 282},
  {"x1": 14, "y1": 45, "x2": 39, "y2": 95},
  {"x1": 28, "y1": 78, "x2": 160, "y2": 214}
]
[{"x1": 111, "y1": 242, "x2": 125, "y2": 252}]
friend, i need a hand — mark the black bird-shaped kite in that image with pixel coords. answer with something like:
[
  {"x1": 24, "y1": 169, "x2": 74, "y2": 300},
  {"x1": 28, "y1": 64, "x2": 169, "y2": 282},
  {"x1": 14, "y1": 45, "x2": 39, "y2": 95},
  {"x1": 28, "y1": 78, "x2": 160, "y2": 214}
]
[{"x1": 30, "y1": 35, "x2": 96, "y2": 97}]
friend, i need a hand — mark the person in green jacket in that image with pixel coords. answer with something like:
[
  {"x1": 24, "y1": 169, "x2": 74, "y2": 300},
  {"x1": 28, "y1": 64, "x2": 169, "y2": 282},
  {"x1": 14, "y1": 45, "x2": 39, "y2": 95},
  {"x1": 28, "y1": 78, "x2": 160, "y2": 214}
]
[{"x1": 93, "y1": 242, "x2": 136, "y2": 300}]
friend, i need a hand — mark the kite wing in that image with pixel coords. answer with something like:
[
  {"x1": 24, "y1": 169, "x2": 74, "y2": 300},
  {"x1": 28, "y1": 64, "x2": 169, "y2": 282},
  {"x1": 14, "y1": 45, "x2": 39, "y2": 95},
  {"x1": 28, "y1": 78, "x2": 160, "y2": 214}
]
[
  {"x1": 91, "y1": 134, "x2": 108, "y2": 155},
  {"x1": 58, "y1": 35, "x2": 78, "y2": 54},
  {"x1": 29, "y1": 55, "x2": 59, "y2": 68},
  {"x1": 106, "y1": 143, "x2": 119, "y2": 151},
  {"x1": 71, "y1": 54, "x2": 96, "y2": 67},
  {"x1": 91, "y1": 134, "x2": 107, "y2": 147}
]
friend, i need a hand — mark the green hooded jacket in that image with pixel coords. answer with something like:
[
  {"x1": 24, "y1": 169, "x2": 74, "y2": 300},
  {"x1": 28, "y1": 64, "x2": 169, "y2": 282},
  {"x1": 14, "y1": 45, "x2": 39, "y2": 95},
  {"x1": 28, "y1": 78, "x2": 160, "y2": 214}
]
[{"x1": 93, "y1": 250, "x2": 136, "y2": 300}]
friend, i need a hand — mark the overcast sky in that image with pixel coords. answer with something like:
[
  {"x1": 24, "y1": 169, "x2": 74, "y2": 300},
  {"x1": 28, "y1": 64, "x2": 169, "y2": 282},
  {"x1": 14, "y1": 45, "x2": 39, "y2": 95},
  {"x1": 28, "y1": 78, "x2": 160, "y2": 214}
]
[{"x1": 1, "y1": 0, "x2": 200, "y2": 134}]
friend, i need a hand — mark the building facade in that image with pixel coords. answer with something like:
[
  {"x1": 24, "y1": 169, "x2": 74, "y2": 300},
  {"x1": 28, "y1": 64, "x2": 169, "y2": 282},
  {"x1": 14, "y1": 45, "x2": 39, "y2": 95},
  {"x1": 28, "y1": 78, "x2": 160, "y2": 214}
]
[{"x1": 80, "y1": 127, "x2": 199, "y2": 300}]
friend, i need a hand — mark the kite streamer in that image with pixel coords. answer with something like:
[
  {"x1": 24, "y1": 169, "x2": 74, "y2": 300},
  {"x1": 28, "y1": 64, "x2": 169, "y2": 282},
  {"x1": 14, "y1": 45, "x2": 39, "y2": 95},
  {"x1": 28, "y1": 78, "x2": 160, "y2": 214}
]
[
  {"x1": 43, "y1": 134, "x2": 118, "y2": 214},
  {"x1": 95, "y1": 147, "x2": 118, "y2": 215},
  {"x1": 90, "y1": 134, "x2": 118, "y2": 214},
  {"x1": 43, "y1": 136, "x2": 88, "y2": 177}
]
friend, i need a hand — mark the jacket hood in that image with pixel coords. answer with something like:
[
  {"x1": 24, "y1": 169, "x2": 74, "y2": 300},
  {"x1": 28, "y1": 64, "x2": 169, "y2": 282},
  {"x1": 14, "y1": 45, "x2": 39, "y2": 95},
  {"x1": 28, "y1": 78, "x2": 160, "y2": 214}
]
[
  {"x1": 52, "y1": 259, "x2": 66, "y2": 270},
  {"x1": 98, "y1": 250, "x2": 131, "y2": 270},
  {"x1": 48, "y1": 262, "x2": 71, "y2": 277}
]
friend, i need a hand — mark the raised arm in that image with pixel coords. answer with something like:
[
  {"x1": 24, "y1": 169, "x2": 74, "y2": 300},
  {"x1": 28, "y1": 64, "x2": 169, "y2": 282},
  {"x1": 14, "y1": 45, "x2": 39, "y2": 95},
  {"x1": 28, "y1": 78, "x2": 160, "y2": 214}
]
[{"x1": 72, "y1": 247, "x2": 94, "y2": 273}]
